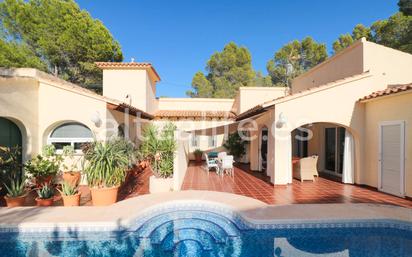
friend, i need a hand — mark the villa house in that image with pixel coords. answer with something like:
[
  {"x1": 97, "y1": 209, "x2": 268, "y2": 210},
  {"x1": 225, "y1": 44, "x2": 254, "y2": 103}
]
[{"x1": 0, "y1": 38, "x2": 411, "y2": 198}]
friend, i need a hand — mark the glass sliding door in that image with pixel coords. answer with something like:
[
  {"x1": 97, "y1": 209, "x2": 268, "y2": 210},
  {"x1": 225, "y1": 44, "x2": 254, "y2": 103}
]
[{"x1": 324, "y1": 127, "x2": 346, "y2": 176}]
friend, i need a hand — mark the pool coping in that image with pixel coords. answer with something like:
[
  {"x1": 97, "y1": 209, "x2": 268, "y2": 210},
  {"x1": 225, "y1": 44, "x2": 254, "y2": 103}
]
[{"x1": 0, "y1": 190, "x2": 411, "y2": 233}]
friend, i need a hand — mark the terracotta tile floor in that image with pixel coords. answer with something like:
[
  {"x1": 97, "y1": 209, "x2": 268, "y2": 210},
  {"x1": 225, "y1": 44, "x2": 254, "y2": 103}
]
[{"x1": 181, "y1": 162, "x2": 412, "y2": 208}]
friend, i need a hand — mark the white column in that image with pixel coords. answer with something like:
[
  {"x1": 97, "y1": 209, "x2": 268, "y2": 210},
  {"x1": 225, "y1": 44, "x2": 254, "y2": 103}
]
[
  {"x1": 342, "y1": 130, "x2": 354, "y2": 184},
  {"x1": 273, "y1": 131, "x2": 293, "y2": 185}
]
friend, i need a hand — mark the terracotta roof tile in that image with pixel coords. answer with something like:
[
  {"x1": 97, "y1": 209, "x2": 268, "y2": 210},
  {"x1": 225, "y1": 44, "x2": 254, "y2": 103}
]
[
  {"x1": 154, "y1": 110, "x2": 236, "y2": 120},
  {"x1": 95, "y1": 62, "x2": 161, "y2": 82},
  {"x1": 95, "y1": 62, "x2": 153, "y2": 68},
  {"x1": 235, "y1": 105, "x2": 265, "y2": 121},
  {"x1": 359, "y1": 83, "x2": 412, "y2": 101}
]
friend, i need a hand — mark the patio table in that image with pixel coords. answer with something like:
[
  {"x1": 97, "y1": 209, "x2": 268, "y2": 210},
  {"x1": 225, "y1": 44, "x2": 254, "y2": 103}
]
[{"x1": 208, "y1": 152, "x2": 219, "y2": 159}]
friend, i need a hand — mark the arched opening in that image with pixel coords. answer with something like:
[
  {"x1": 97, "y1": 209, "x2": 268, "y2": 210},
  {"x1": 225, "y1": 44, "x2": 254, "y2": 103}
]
[
  {"x1": 0, "y1": 117, "x2": 22, "y2": 150},
  {"x1": 258, "y1": 126, "x2": 268, "y2": 172},
  {"x1": 47, "y1": 122, "x2": 93, "y2": 153},
  {"x1": 291, "y1": 122, "x2": 355, "y2": 184}
]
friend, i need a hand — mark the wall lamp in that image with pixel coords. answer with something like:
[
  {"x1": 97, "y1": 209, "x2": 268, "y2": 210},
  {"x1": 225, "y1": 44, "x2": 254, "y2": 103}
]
[{"x1": 276, "y1": 112, "x2": 287, "y2": 128}]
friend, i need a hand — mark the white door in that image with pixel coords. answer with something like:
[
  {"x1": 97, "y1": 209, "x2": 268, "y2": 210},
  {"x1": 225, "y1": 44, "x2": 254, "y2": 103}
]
[{"x1": 379, "y1": 121, "x2": 405, "y2": 197}]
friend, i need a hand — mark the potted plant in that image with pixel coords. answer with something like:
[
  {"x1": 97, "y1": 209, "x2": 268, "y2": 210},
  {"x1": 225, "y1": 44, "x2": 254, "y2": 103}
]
[
  {"x1": 58, "y1": 182, "x2": 81, "y2": 206},
  {"x1": 84, "y1": 139, "x2": 131, "y2": 206},
  {"x1": 35, "y1": 184, "x2": 54, "y2": 207},
  {"x1": 25, "y1": 145, "x2": 61, "y2": 186},
  {"x1": 193, "y1": 149, "x2": 203, "y2": 163},
  {"x1": 3, "y1": 176, "x2": 27, "y2": 207},
  {"x1": 0, "y1": 146, "x2": 23, "y2": 195},
  {"x1": 61, "y1": 145, "x2": 81, "y2": 187},
  {"x1": 223, "y1": 133, "x2": 247, "y2": 161},
  {"x1": 140, "y1": 123, "x2": 176, "y2": 193}
]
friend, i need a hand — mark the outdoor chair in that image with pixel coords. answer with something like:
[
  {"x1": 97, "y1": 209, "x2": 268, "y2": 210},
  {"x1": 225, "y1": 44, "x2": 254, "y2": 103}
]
[
  {"x1": 219, "y1": 155, "x2": 234, "y2": 176},
  {"x1": 204, "y1": 153, "x2": 219, "y2": 172},
  {"x1": 293, "y1": 155, "x2": 318, "y2": 182},
  {"x1": 217, "y1": 152, "x2": 227, "y2": 160}
]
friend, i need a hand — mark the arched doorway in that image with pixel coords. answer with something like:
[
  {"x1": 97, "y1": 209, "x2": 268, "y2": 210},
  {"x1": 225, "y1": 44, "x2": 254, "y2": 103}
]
[
  {"x1": 0, "y1": 117, "x2": 22, "y2": 152},
  {"x1": 291, "y1": 122, "x2": 355, "y2": 184},
  {"x1": 259, "y1": 127, "x2": 268, "y2": 172}
]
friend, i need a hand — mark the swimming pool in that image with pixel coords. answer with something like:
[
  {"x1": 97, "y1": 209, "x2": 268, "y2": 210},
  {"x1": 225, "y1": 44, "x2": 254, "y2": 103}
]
[{"x1": 1, "y1": 203, "x2": 412, "y2": 257}]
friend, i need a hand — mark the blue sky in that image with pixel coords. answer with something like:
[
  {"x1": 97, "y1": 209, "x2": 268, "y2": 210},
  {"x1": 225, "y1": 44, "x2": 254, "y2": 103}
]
[{"x1": 76, "y1": 0, "x2": 398, "y2": 97}]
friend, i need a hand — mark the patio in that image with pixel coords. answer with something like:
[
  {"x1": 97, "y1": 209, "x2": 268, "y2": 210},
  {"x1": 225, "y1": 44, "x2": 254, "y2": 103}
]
[{"x1": 181, "y1": 162, "x2": 412, "y2": 208}]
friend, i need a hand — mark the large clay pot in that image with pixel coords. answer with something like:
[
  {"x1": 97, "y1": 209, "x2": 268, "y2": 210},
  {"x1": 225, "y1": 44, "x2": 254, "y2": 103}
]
[
  {"x1": 62, "y1": 171, "x2": 81, "y2": 187},
  {"x1": 35, "y1": 197, "x2": 54, "y2": 207},
  {"x1": 61, "y1": 193, "x2": 81, "y2": 206},
  {"x1": 195, "y1": 154, "x2": 202, "y2": 163},
  {"x1": 4, "y1": 195, "x2": 26, "y2": 207},
  {"x1": 90, "y1": 186, "x2": 119, "y2": 206},
  {"x1": 35, "y1": 175, "x2": 53, "y2": 187}
]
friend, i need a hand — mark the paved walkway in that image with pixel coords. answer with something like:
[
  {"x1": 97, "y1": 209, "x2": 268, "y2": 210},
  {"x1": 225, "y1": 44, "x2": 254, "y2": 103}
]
[{"x1": 181, "y1": 163, "x2": 412, "y2": 208}]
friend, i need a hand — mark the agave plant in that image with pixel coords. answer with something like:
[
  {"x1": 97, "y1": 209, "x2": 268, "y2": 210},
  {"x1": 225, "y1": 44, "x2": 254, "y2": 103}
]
[
  {"x1": 4, "y1": 177, "x2": 26, "y2": 198},
  {"x1": 58, "y1": 182, "x2": 78, "y2": 196},
  {"x1": 36, "y1": 184, "x2": 54, "y2": 199}
]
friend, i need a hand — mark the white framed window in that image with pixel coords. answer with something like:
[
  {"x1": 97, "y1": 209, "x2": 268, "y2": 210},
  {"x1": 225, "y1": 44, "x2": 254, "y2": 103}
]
[
  {"x1": 191, "y1": 134, "x2": 199, "y2": 147},
  {"x1": 47, "y1": 122, "x2": 93, "y2": 154},
  {"x1": 208, "y1": 135, "x2": 217, "y2": 147}
]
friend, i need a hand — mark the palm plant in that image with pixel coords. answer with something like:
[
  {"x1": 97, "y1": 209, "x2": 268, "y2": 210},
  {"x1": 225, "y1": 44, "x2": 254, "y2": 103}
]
[
  {"x1": 140, "y1": 123, "x2": 176, "y2": 178},
  {"x1": 85, "y1": 140, "x2": 130, "y2": 188}
]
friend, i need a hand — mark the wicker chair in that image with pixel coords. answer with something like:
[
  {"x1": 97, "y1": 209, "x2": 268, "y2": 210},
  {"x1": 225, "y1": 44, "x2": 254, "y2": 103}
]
[{"x1": 293, "y1": 155, "x2": 318, "y2": 182}]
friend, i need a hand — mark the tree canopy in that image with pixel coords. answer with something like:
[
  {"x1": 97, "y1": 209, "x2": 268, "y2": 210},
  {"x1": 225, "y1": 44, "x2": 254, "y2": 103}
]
[
  {"x1": 333, "y1": 12, "x2": 412, "y2": 54},
  {"x1": 186, "y1": 42, "x2": 256, "y2": 98},
  {"x1": 266, "y1": 37, "x2": 327, "y2": 87},
  {"x1": 399, "y1": 0, "x2": 412, "y2": 15},
  {"x1": 0, "y1": 0, "x2": 123, "y2": 87},
  {"x1": 333, "y1": 24, "x2": 371, "y2": 53}
]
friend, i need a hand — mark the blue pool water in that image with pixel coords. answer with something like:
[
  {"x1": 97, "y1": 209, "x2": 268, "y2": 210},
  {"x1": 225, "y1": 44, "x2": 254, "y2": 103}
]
[{"x1": 1, "y1": 208, "x2": 412, "y2": 257}]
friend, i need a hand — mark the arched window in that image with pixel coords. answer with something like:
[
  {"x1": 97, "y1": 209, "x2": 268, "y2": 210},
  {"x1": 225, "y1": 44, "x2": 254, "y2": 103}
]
[{"x1": 48, "y1": 122, "x2": 93, "y2": 153}]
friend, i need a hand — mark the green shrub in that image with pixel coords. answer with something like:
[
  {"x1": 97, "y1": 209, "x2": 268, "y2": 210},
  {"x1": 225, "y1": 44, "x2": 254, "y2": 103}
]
[
  {"x1": 140, "y1": 123, "x2": 176, "y2": 178},
  {"x1": 24, "y1": 155, "x2": 59, "y2": 179},
  {"x1": 0, "y1": 146, "x2": 23, "y2": 191},
  {"x1": 85, "y1": 140, "x2": 130, "y2": 188},
  {"x1": 223, "y1": 133, "x2": 247, "y2": 159}
]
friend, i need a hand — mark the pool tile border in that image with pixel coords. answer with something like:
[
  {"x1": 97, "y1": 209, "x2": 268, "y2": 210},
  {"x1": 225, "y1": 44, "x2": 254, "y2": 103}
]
[{"x1": 1, "y1": 201, "x2": 411, "y2": 237}]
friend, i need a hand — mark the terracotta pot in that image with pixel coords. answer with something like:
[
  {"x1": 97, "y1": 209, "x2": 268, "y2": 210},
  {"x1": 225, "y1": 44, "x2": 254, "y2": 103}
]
[
  {"x1": 62, "y1": 171, "x2": 81, "y2": 187},
  {"x1": 195, "y1": 154, "x2": 202, "y2": 163},
  {"x1": 90, "y1": 186, "x2": 119, "y2": 206},
  {"x1": 35, "y1": 197, "x2": 54, "y2": 207},
  {"x1": 139, "y1": 160, "x2": 149, "y2": 169},
  {"x1": 61, "y1": 193, "x2": 81, "y2": 206},
  {"x1": 35, "y1": 175, "x2": 53, "y2": 187},
  {"x1": 4, "y1": 195, "x2": 26, "y2": 207}
]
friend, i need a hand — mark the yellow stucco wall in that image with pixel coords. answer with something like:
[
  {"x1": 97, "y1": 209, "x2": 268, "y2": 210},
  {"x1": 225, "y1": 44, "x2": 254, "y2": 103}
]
[
  {"x1": 291, "y1": 39, "x2": 364, "y2": 94},
  {"x1": 236, "y1": 87, "x2": 287, "y2": 114},
  {"x1": 0, "y1": 69, "x2": 143, "y2": 159},
  {"x1": 0, "y1": 77, "x2": 39, "y2": 161},
  {"x1": 363, "y1": 92, "x2": 412, "y2": 197},
  {"x1": 103, "y1": 69, "x2": 150, "y2": 112}
]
